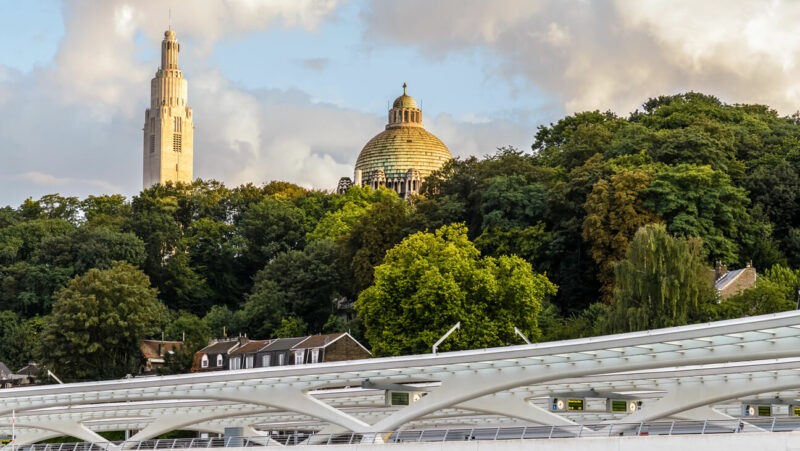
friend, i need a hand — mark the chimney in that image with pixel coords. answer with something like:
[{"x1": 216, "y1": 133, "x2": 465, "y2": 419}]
[{"x1": 715, "y1": 261, "x2": 728, "y2": 281}]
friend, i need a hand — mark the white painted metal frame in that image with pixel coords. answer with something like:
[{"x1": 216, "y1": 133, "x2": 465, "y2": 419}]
[{"x1": 2, "y1": 311, "x2": 800, "y2": 444}]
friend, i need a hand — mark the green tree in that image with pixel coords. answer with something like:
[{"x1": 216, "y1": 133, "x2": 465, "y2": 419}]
[
  {"x1": 274, "y1": 316, "x2": 308, "y2": 338},
  {"x1": 479, "y1": 175, "x2": 547, "y2": 229},
  {"x1": 202, "y1": 305, "x2": 239, "y2": 338},
  {"x1": 0, "y1": 311, "x2": 41, "y2": 369},
  {"x1": 184, "y1": 218, "x2": 244, "y2": 310},
  {"x1": 39, "y1": 261, "x2": 167, "y2": 380},
  {"x1": 81, "y1": 194, "x2": 129, "y2": 230},
  {"x1": 34, "y1": 227, "x2": 146, "y2": 274},
  {"x1": 601, "y1": 224, "x2": 716, "y2": 333},
  {"x1": 715, "y1": 282, "x2": 793, "y2": 319},
  {"x1": 160, "y1": 312, "x2": 212, "y2": 375},
  {"x1": 473, "y1": 223, "x2": 550, "y2": 270},
  {"x1": 340, "y1": 196, "x2": 410, "y2": 293},
  {"x1": 0, "y1": 262, "x2": 73, "y2": 316},
  {"x1": 356, "y1": 224, "x2": 557, "y2": 356},
  {"x1": 238, "y1": 197, "x2": 307, "y2": 276},
  {"x1": 583, "y1": 169, "x2": 660, "y2": 299},
  {"x1": 0, "y1": 218, "x2": 74, "y2": 265},
  {"x1": 645, "y1": 164, "x2": 749, "y2": 264},
  {"x1": 308, "y1": 203, "x2": 367, "y2": 242},
  {"x1": 242, "y1": 239, "x2": 345, "y2": 337}
]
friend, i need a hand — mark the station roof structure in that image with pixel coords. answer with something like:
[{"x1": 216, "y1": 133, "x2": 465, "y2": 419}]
[{"x1": 3, "y1": 311, "x2": 800, "y2": 444}]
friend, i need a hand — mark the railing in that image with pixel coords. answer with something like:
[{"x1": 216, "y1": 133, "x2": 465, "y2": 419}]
[{"x1": 7, "y1": 417, "x2": 800, "y2": 449}]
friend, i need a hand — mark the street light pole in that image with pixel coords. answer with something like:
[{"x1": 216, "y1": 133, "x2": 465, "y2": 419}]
[{"x1": 432, "y1": 322, "x2": 460, "y2": 355}]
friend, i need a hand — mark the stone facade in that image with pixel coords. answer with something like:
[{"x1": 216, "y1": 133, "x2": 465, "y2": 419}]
[
  {"x1": 339, "y1": 84, "x2": 451, "y2": 199},
  {"x1": 713, "y1": 262, "x2": 757, "y2": 300},
  {"x1": 143, "y1": 29, "x2": 194, "y2": 188}
]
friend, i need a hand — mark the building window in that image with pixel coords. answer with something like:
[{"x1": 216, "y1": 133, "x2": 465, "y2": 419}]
[
  {"x1": 262, "y1": 355, "x2": 271, "y2": 367},
  {"x1": 201, "y1": 355, "x2": 209, "y2": 368},
  {"x1": 404, "y1": 110, "x2": 408, "y2": 121},
  {"x1": 278, "y1": 354, "x2": 285, "y2": 366},
  {"x1": 294, "y1": 350, "x2": 305, "y2": 364},
  {"x1": 150, "y1": 135, "x2": 155, "y2": 153},
  {"x1": 216, "y1": 354, "x2": 223, "y2": 367},
  {"x1": 245, "y1": 355, "x2": 254, "y2": 369},
  {"x1": 174, "y1": 116, "x2": 182, "y2": 133},
  {"x1": 311, "y1": 348, "x2": 320, "y2": 364},
  {"x1": 173, "y1": 133, "x2": 182, "y2": 153},
  {"x1": 229, "y1": 357, "x2": 241, "y2": 370}
]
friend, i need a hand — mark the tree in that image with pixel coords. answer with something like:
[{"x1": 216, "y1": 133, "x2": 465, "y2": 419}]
[
  {"x1": 645, "y1": 164, "x2": 749, "y2": 264},
  {"x1": 184, "y1": 218, "x2": 244, "y2": 310},
  {"x1": 238, "y1": 197, "x2": 307, "y2": 276},
  {"x1": 308, "y1": 203, "x2": 367, "y2": 242},
  {"x1": 39, "y1": 261, "x2": 167, "y2": 380},
  {"x1": 340, "y1": 196, "x2": 410, "y2": 293},
  {"x1": 0, "y1": 311, "x2": 41, "y2": 370},
  {"x1": 81, "y1": 194, "x2": 129, "y2": 230},
  {"x1": 34, "y1": 227, "x2": 146, "y2": 274},
  {"x1": 533, "y1": 111, "x2": 624, "y2": 170},
  {"x1": 583, "y1": 169, "x2": 660, "y2": 299},
  {"x1": 601, "y1": 224, "x2": 716, "y2": 333},
  {"x1": 160, "y1": 312, "x2": 212, "y2": 375},
  {"x1": 473, "y1": 223, "x2": 550, "y2": 270},
  {"x1": 274, "y1": 316, "x2": 307, "y2": 338},
  {"x1": 356, "y1": 224, "x2": 557, "y2": 356},
  {"x1": 242, "y1": 239, "x2": 345, "y2": 337},
  {"x1": 0, "y1": 218, "x2": 74, "y2": 265},
  {"x1": 203, "y1": 305, "x2": 239, "y2": 338},
  {"x1": 479, "y1": 175, "x2": 547, "y2": 229},
  {"x1": 715, "y1": 282, "x2": 793, "y2": 319},
  {"x1": 0, "y1": 262, "x2": 73, "y2": 316}
]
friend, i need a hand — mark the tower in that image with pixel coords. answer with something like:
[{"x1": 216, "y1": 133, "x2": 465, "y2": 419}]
[{"x1": 143, "y1": 29, "x2": 194, "y2": 188}]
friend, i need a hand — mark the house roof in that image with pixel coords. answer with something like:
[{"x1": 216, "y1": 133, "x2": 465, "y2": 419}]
[
  {"x1": 0, "y1": 362, "x2": 12, "y2": 379},
  {"x1": 140, "y1": 340, "x2": 183, "y2": 360},
  {"x1": 292, "y1": 333, "x2": 345, "y2": 349},
  {"x1": 16, "y1": 362, "x2": 40, "y2": 376},
  {"x1": 716, "y1": 268, "x2": 746, "y2": 291},
  {"x1": 231, "y1": 340, "x2": 272, "y2": 355},
  {"x1": 260, "y1": 337, "x2": 310, "y2": 352},
  {"x1": 198, "y1": 339, "x2": 241, "y2": 355}
]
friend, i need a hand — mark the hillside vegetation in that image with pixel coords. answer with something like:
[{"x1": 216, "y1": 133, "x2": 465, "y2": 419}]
[{"x1": 3, "y1": 93, "x2": 800, "y2": 379}]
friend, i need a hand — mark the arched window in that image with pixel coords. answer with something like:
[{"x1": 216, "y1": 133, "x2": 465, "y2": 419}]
[
  {"x1": 216, "y1": 354, "x2": 223, "y2": 367},
  {"x1": 201, "y1": 355, "x2": 209, "y2": 368},
  {"x1": 404, "y1": 110, "x2": 408, "y2": 121}
]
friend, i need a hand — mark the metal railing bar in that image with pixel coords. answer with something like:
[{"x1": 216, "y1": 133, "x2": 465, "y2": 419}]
[{"x1": 16, "y1": 418, "x2": 800, "y2": 450}]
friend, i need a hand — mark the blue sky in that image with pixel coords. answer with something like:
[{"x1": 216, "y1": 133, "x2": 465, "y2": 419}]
[{"x1": 1, "y1": 0, "x2": 799, "y2": 206}]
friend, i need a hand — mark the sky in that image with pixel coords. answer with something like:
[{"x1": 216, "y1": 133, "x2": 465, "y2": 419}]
[{"x1": 2, "y1": 0, "x2": 800, "y2": 207}]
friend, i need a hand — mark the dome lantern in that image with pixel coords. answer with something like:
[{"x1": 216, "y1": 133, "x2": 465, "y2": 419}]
[{"x1": 388, "y1": 83, "x2": 422, "y2": 128}]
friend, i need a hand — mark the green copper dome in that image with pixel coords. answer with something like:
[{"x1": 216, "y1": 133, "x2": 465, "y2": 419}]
[
  {"x1": 355, "y1": 84, "x2": 452, "y2": 180},
  {"x1": 355, "y1": 126, "x2": 452, "y2": 179}
]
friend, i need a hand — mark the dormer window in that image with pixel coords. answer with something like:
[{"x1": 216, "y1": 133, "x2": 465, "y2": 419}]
[
  {"x1": 201, "y1": 355, "x2": 209, "y2": 368},
  {"x1": 216, "y1": 354, "x2": 223, "y2": 367}
]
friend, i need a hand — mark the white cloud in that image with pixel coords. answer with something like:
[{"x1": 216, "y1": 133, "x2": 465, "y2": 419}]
[
  {"x1": 363, "y1": 0, "x2": 800, "y2": 115},
  {"x1": 15, "y1": 172, "x2": 121, "y2": 192},
  {"x1": 0, "y1": 0, "x2": 542, "y2": 206}
]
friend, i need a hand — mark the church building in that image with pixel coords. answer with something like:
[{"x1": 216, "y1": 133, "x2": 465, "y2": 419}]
[
  {"x1": 143, "y1": 29, "x2": 194, "y2": 188},
  {"x1": 339, "y1": 84, "x2": 452, "y2": 198}
]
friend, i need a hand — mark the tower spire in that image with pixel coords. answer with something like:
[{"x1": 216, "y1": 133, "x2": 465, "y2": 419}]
[{"x1": 403, "y1": 82, "x2": 407, "y2": 95}]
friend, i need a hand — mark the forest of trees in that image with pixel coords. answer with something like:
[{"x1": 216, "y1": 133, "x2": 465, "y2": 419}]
[{"x1": 4, "y1": 92, "x2": 800, "y2": 380}]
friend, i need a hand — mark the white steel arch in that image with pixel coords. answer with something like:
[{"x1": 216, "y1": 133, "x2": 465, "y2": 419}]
[{"x1": 1, "y1": 311, "x2": 800, "y2": 443}]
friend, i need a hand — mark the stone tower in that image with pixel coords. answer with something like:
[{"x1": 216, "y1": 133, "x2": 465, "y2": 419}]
[{"x1": 143, "y1": 29, "x2": 194, "y2": 188}]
